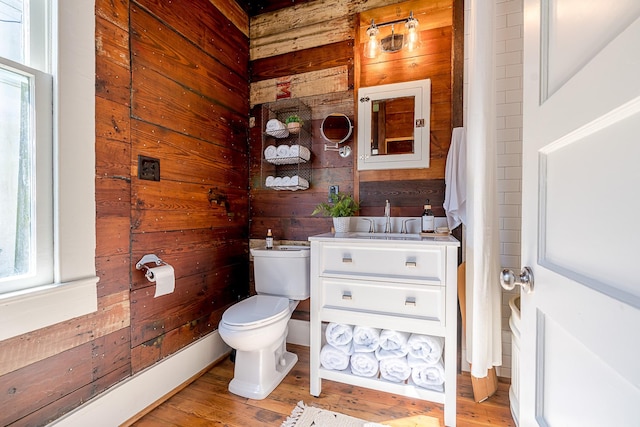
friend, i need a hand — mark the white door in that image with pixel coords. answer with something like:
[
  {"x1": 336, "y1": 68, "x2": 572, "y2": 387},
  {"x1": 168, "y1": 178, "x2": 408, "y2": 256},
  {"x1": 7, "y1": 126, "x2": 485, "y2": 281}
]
[{"x1": 520, "y1": 1, "x2": 640, "y2": 426}]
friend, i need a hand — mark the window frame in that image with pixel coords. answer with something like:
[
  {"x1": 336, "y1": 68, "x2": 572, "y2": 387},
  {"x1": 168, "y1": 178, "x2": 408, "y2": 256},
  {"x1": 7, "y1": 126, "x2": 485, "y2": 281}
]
[{"x1": 0, "y1": 0, "x2": 97, "y2": 341}]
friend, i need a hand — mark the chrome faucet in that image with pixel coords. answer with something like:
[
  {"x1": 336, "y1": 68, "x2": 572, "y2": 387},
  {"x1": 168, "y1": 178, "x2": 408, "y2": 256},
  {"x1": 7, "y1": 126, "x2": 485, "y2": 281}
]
[
  {"x1": 384, "y1": 200, "x2": 391, "y2": 233},
  {"x1": 362, "y1": 218, "x2": 375, "y2": 233},
  {"x1": 401, "y1": 218, "x2": 417, "y2": 234}
]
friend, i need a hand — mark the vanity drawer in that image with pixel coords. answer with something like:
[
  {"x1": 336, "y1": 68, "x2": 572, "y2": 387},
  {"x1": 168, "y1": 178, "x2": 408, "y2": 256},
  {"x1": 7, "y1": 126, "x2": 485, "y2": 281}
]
[
  {"x1": 319, "y1": 243, "x2": 445, "y2": 284},
  {"x1": 321, "y1": 278, "x2": 445, "y2": 325}
]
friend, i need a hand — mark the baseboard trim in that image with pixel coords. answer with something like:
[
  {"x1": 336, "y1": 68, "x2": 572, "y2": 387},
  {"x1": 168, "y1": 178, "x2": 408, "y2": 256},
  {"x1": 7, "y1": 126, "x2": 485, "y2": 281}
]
[
  {"x1": 287, "y1": 318, "x2": 310, "y2": 347},
  {"x1": 51, "y1": 331, "x2": 230, "y2": 427}
]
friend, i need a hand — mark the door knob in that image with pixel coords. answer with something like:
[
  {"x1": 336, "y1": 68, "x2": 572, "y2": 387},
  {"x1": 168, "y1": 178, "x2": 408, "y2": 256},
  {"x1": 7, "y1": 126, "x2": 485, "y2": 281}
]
[{"x1": 500, "y1": 267, "x2": 534, "y2": 293}]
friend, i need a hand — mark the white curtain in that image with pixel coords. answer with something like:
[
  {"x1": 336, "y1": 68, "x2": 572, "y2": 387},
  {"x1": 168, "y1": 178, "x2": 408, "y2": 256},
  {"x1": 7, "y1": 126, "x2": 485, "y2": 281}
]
[{"x1": 465, "y1": 0, "x2": 503, "y2": 378}]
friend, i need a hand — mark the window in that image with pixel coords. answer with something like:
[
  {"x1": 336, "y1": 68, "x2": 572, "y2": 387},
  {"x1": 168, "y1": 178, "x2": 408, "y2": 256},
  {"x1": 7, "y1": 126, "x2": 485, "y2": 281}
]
[
  {"x1": 0, "y1": 0, "x2": 97, "y2": 340},
  {"x1": 1, "y1": 0, "x2": 53, "y2": 293}
]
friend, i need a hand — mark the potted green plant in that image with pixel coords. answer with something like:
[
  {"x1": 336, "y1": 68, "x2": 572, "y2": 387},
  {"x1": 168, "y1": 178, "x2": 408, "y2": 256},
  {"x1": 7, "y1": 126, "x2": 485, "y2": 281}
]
[
  {"x1": 285, "y1": 114, "x2": 303, "y2": 134},
  {"x1": 311, "y1": 192, "x2": 359, "y2": 232}
]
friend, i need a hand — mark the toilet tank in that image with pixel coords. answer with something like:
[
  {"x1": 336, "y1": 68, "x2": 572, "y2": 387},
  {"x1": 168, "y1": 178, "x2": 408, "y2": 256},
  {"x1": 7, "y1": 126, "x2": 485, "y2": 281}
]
[{"x1": 250, "y1": 245, "x2": 310, "y2": 300}]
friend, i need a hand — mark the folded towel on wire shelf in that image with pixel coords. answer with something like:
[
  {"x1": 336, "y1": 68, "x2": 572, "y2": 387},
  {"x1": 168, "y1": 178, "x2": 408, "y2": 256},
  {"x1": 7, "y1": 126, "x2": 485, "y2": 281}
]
[
  {"x1": 407, "y1": 334, "x2": 444, "y2": 365},
  {"x1": 264, "y1": 145, "x2": 277, "y2": 159},
  {"x1": 289, "y1": 145, "x2": 311, "y2": 161},
  {"x1": 320, "y1": 344, "x2": 350, "y2": 371},
  {"x1": 352, "y1": 326, "x2": 381, "y2": 353},
  {"x1": 273, "y1": 177, "x2": 283, "y2": 187},
  {"x1": 379, "y1": 329, "x2": 410, "y2": 352},
  {"x1": 265, "y1": 176, "x2": 275, "y2": 187},
  {"x1": 325, "y1": 322, "x2": 353, "y2": 347},
  {"x1": 276, "y1": 145, "x2": 291, "y2": 157},
  {"x1": 350, "y1": 352, "x2": 379, "y2": 377},
  {"x1": 281, "y1": 176, "x2": 291, "y2": 186},
  {"x1": 409, "y1": 357, "x2": 445, "y2": 391},
  {"x1": 379, "y1": 357, "x2": 411, "y2": 383}
]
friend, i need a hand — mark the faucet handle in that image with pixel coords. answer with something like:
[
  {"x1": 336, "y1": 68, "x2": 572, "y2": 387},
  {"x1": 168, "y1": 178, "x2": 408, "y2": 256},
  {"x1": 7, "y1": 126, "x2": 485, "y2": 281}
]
[
  {"x1": 361, "y1": 218, "x2": 375, "y2": 233},
  {"x1": 401, "y1": 218, "x2": 417, "y2": 234}
]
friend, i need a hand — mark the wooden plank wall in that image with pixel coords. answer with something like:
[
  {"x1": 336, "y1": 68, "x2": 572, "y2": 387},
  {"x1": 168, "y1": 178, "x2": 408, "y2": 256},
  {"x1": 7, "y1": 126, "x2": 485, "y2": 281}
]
[
  {"x1": 248, "y1": 0, "x2": 463, "y2": 319},
  {"x1": 0, "y1": 0, "x2": 250, "y2": 425}
]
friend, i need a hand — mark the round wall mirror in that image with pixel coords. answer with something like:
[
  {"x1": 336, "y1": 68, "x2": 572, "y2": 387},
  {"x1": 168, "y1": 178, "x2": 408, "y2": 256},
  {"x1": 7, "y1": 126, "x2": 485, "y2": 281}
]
[{"x1": 320, "y1": 113, "x2": 353, "y2": 144}]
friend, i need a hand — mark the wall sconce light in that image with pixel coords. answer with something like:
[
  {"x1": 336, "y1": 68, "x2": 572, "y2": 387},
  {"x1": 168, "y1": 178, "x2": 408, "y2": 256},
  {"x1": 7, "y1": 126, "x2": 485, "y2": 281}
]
[{"x1": 363, "y1": 11, "x2": 420, "y2": 59}]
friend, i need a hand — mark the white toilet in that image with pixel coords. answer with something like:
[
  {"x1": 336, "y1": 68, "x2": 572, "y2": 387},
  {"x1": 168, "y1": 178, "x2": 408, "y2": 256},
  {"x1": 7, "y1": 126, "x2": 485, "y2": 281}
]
[{"x1": 218, "y1": 245, "x2": 310, "y2": 399}]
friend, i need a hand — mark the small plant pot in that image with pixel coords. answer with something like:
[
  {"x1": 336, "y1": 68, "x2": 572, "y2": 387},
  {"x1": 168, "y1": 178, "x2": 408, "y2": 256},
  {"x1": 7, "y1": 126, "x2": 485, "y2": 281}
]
[
  {"x1": 287, "y1": 122, "x2": 301, "y2": 134},
  {"x1": 332, "y1": 217, "x2": 350, "y2": 233}
]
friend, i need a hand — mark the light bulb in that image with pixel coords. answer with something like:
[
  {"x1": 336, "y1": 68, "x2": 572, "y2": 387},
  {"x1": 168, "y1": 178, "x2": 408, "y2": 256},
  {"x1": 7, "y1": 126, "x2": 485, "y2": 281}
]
[
  {"x1": 405, "y1": 12, "x2": 420, "y2": 51},
  {"x1": 363, "y1": 20, "x2": 380, "y2": 59}
]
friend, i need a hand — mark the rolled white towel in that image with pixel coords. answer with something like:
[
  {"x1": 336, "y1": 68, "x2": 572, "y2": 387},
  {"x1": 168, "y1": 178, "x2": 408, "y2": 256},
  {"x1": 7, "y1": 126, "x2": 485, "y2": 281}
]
[
  {"x1": 320, "y1": 344, "x2": 350, "y2": 371},
  {"x1": 273, "y1": 177, "x2": 283, "y2": 187},
  {"x1": 407, "y1": 334, "x2": 444, "y2": 365},
  {"x1": 290, "y1": 145, "x2": 311, "y2": 161},
  {"x1": 325, "y1": 322, "x2": 353, "y2": 347},
  {"x1": 353, "y1": 326, "x2": 381, "y2": 353},
  {"x1": 265, "y1": 176, "x2": 275, "y2": 187},
  {"x1": 264, "y1": 145, "x2": 277, "y2": 159},
  {"x1": 379, "y1": 329, "x2": 410, "y2": 352},
  {"x1": 379, "y1": 357, "x2": 411, "y2": 383},
  {"x1": 281, "y1": 176, "x2": 291, "y2": 186},
  {"x1": 350, "y1": 352, "x2": 379, "y2": 377},
  {"x1": 289, "y1": 176, "x2": 309, "y2": 190},
  {"x1": 265, "y1": 119, "x2": 288, "y2": 138},
  {"x1": 276, "y1": 145, "x2": 290, "y2": 157},
  {"x1": 375, "y1": 346, "x2": 408, "y2": 360},
  {"x1": 410, "y1": 359, "x2": 445, "y2": 391}
]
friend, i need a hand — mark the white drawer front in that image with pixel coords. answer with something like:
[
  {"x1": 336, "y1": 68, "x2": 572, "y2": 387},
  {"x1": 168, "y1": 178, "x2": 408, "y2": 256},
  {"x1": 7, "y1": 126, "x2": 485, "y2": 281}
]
[
  {"x1": 319, "y1": 243, "x2": 445, "y2": 284},
  {"x1": 321, "y1": 278, "x2": 445, "y2": 325}
]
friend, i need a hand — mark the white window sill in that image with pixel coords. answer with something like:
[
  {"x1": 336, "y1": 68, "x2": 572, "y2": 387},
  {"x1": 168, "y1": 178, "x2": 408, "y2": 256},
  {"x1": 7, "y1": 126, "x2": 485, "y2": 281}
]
[{"x1": 0, "y1": 276, "x2": 98, "y2": 341}]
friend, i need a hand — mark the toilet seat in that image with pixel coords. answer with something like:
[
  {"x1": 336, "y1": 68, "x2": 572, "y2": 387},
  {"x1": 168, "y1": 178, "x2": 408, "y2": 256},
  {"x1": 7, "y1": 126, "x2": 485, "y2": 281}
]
[{"x1": 222, "y1": 295, "x2": 290, "y2": 329}]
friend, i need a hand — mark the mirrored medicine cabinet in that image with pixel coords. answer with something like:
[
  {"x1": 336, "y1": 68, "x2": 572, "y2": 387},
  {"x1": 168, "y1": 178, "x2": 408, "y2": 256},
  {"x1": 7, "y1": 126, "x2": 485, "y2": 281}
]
[{"x1": 357, "y1": 79, "x2": 431, "y2": 171}]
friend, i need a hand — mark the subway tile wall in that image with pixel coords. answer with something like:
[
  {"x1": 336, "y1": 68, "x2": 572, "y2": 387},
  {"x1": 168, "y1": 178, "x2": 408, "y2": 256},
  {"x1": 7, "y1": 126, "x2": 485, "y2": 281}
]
[{"x1": 463, "y1": 0, "x2": 523, "y2": 379}]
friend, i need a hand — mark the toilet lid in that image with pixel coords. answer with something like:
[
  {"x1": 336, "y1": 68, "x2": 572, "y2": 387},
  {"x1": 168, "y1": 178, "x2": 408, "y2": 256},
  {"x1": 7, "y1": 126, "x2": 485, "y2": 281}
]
[{"x1": 222, "y1": 295, "x2": 290, "y2": 327}]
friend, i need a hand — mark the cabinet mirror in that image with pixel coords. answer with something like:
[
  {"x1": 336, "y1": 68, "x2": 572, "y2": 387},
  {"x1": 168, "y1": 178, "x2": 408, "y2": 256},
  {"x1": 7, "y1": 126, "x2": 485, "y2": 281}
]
[{"x1": 357, "y1": 79, "x2": 431, "y2": 171}]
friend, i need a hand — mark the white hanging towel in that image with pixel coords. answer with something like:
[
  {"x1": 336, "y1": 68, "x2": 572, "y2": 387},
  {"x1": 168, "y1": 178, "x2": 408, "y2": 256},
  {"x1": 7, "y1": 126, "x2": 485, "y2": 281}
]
[{"x1": 444, "y1": 127, "x2": 467, "y2": 231}]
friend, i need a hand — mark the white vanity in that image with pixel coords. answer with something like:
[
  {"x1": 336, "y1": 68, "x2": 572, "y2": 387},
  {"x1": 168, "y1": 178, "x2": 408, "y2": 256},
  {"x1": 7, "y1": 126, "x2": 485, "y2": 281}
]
[{"x1": 308, "y1": 232, "x2": 459, "y2": 427}]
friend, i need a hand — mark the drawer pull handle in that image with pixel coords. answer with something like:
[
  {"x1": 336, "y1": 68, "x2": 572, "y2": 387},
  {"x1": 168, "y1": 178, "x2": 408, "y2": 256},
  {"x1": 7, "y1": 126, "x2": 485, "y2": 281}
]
[
  {"x1": 405, "y1": 298, "x2": 416, "y2": 306},
  {"x1": 342, "y1": 293, "x2": 352, "y2": 300},
  {"x1": 342, "y1": 257, "x2": 353, "y2": 263},
  {"x1": 405, "y1": 261, "x2": 417, "y2": 267}
]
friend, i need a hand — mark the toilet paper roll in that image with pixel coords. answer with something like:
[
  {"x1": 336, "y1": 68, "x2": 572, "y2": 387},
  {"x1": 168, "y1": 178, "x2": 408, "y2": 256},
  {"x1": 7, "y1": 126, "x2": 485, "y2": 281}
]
[{"x1": 146, "y1": 264, "x2": 175, "y2": 298}]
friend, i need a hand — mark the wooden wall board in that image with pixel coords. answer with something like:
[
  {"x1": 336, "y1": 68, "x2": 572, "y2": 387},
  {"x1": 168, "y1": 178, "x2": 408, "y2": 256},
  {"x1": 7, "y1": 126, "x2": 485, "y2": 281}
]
[
  {"x1": 250, "y1": 65, "x2": 349, "y2": 107},
  {"x1": 359, "y1": 179, "x2": 447, "y2": 218},
  {"x1": 208, "y1": 0, "x2": 249, "y2": 37},
  {"x1": 131, "y1": 306, "x2": 228, "y2": 373},
  {"x1": 131, "y1": 69, "x2": 247, "y2": 145},
  {"x1": 96, "y1": 0, "x2": 129, "y2": 31},
  {"x1": 250, "y1": 0, "x2": 348, "y2": 39},
  {"x1": 0, "y1": 292, "x2": 130, "y2": 377},
  {"x1": 95, "y1": 37, "x2": 131, "y2": 106},
  {"x1": 131, "y1": 121, "x2": 248, "y2": 190},
  {"x1": 251, "y1": 40, "x2": 354, "y2": 83},
  {"x1": 95, "y1": 13, "x2": 130, "y2": 70},
  {"x1": 96, "y1": 253, "x2": 132, "y2": 298},
  {"x1": 132, "y1": 0, "x2": 249, "y2": 80},
  {"x1": 96, "y1": 216, "x2": 131, "y2": 258},
  {"x1": 131, "y1": 7, "x2": 249, "y2": 114},
  {"x1": 96, "y1": 98, "x2": 131, "y2": 177}
]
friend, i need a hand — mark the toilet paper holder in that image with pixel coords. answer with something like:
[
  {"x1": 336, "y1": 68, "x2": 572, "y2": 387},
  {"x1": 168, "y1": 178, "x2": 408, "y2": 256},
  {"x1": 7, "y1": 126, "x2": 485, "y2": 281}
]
[{"x1": 136, "y1": 254, "x2": 167, "y2": 274}]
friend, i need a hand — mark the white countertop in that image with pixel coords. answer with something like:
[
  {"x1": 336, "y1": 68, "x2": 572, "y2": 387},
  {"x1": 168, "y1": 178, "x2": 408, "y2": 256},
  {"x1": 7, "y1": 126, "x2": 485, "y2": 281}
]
[{"x1": 308, "y1": 232, "x2": 460, "y2": 246}]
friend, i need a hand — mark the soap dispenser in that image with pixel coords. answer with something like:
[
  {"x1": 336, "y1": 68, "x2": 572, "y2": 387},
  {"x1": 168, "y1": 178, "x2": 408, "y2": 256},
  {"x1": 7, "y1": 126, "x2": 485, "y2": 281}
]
[{"x1": 421, "y1": 200, "x2": 435, "y2": 233}]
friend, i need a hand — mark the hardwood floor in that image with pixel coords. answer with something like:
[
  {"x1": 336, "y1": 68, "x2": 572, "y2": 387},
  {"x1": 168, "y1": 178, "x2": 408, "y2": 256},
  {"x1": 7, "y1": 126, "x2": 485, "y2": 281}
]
[{"x1": 130, "y1": 345, "x2": 515, "y2": 427}]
